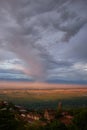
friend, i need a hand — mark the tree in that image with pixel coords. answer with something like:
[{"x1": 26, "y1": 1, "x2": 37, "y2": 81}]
[
  {"x1": 0, "y1": 110, "x2": 25, "y2": 130},
  {"x1": 73, "y1": 109, "x2": 87, "y2": 130},
  {"x1": 44, "y1": 121, "x2": 67, "y2": 130}
]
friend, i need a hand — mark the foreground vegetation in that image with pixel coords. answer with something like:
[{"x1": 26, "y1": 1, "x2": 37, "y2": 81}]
[{"x1": 0, "y1": 100, "x2": 87, "y2": 130}]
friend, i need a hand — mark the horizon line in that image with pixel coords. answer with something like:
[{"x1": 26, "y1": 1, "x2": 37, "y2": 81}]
[{"x1": 0, "y1": 81, "x2": 87, "y2": 89}]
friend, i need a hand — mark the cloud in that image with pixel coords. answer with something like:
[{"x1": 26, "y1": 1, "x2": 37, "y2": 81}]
[{"x1": 0, "y1": 0, "x2": 87, "y2": 82}]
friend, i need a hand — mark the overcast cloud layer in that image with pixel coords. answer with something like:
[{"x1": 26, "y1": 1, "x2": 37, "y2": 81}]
[{"x1": 0, "y1": 0, "x2": 87, "y2": 83}]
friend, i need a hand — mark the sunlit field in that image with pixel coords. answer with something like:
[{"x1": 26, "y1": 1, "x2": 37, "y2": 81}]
[{"x1": 0, "y1": 84, "x2": 87, "y2": 109}]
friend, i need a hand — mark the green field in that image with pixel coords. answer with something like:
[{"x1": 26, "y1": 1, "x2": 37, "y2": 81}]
[{"x1": 0, "y1": 88, "x2": 87, "y2": 109}]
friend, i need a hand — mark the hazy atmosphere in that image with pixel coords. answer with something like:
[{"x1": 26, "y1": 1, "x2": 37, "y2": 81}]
[{"x1": 0, "y1": 0, "x2": 87, "y2": 84}]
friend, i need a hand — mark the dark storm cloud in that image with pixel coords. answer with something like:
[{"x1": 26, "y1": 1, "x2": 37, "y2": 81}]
[
  {"x1": 0, "y1": 0, "x2": 87, "y2": 82},
  {"x1": 66, "y1": 24, "x2": 87, "y2": 61}
]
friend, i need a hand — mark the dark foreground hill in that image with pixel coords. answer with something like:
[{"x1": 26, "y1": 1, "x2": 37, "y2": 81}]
[{"x1": 0, "y1": 101, "x2": 87, "y2": 130}]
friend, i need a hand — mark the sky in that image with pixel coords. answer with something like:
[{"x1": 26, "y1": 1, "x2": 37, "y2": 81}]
[{"x1": 0, "y1": 0, "x2": 87, "y2": 84}]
